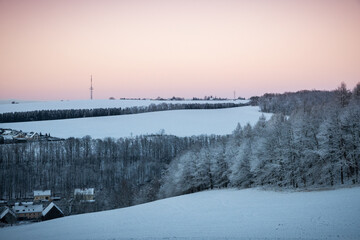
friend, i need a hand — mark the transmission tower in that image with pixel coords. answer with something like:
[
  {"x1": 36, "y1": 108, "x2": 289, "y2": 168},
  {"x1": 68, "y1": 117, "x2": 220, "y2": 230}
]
[{"x1": 90, "y1": 75, "x2": 94, "y2": 100}]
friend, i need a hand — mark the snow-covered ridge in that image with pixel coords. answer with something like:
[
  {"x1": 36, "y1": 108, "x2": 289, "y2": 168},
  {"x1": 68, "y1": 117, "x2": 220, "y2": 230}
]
[
  {"x1": 0, "y1": 106, "x2": 270, "y2": 138},
  {"x1": 0, "y1": 99, "x2": 249, "y2": 114},
  {"x1": 1, "y1": 187, "x2": 359, "y2": 240}
]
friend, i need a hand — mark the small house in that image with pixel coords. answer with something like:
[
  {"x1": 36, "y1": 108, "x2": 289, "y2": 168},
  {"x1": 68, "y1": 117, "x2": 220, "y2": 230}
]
[
  {"x1": 0, "y1": 199, "x2": 7, "y2": 207},
  {"x1": 13, "y1": 132, "x2": 26, "y2": 139},
  {"x1": 2, "y1": 129, "x2": 13, "y2": 135},
  {"x1": 50, "y1": 196, "x2": 61, "y2": 201},
  {"x1": 42, "y1": 202, "x2": 64, "y2": 221},
  {"x1": 13, "y1": 202, "x2": 43, "y2": 220},
  {"x1": 34, "y1": 190, "x2": 51, "y2": 201},
  {"x1": 26, "y1": 132, "x2": 39, "y2": 141},
  {"x1": 74, "y1": 188, "x2": 95, "y2": 202},
  {"x1": 2, "y1": 135, "x2": 14, "y2": 143},
  {"x1": 0, "y1": 206, "x2": 17, "y2": 225}
]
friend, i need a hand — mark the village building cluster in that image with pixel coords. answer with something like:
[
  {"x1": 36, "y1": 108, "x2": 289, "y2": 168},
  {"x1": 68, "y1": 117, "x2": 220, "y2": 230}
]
[
  {"x1": 0, "y1": 188, "x2": 95, "y2": 227},
  {"x1": 0, "y1": 128, "x2": 63, "y2": 144},
  {"x1": 74, "y1": 188, "x2": 95, "y2": 202}
]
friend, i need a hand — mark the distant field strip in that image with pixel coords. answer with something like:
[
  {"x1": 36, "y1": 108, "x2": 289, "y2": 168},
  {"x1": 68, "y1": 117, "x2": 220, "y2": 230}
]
[
  {"x1": 0, "y1": 99, "x2": 249, "y2": 113},
  {"x1": 0, "y1": 100, "x2": 249, "y2": 123},
  {"x1": 0, "y1": 106, "x2": 271, "y2": 139},
  {"x1": 0, "y1": 102, "x2": 248, "y2": 123}
]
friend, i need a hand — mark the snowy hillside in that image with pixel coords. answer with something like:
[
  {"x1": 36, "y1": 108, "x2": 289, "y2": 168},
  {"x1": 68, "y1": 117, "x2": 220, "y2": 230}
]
[
  {"x1": 0, "y1": 99, "x2": 248, "y2": 114},
  {"x1": 0, "y1": 106, "x2": 270, "y2": 138},
  {"x1": 1, "y1": 187, "x2": 359, "y2": 240}
]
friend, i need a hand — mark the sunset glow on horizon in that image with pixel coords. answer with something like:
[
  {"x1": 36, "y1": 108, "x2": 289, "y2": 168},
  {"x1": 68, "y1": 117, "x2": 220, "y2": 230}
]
[{"x1": 1, "y1": 0, "x2": 360, "y2": 100}]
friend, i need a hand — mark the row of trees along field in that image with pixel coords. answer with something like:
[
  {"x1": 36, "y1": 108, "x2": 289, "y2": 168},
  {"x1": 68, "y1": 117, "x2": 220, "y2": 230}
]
[
  {"x1": 0, "y1": 102, "x2": 247, "y2": 123},
  {"x1": 0, "y1": 82, "x2": 359, "y2": 215}
]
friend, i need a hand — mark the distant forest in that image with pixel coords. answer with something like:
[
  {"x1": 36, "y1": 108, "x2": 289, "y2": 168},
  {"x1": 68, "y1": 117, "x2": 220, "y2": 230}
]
[
  {"x1": 0, "y1": 134, "x2": 224, "y2": 214},
  {"x1": 161, "y1": 83, "x2": 360, "y2": 197},
  {"x1": 1, "y1": 82, "x2": 359, "y2": 216},
  {"x1": 0, "y1": 102, "x2": 247, "y2": 123}
]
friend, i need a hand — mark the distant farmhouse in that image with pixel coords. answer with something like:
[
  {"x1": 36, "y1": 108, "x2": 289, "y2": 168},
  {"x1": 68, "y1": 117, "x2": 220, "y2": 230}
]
[
  {"x1": 0, "y1": 128, "x2": 63, "y2": 144},
  {"x1": 34, "y1": 190, "x2": 51, "y2": 201},
  {"x1": 0, "y1": 129, "x2": 17, "y2": 143},
  {"x1": 26, "y1": 132, "x2": 39, "y2": 141},
  {"x1": 0, "y1": 187, "x2": 69, "y2": 226},
  {"x1": 13, "y1": 202, "x2": 43, "y2": 221},
  {"x1": 0, "y1": 186, "x2": 99, "y2": 225},
  {"x1": 74, "y1": 188, "x2": 95, "y2": 202}
]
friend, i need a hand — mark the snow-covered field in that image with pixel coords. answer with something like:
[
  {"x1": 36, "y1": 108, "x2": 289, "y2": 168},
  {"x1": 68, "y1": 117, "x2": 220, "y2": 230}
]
[
  {"x1": 0, "y1": 99, "x2": 248, "y2": 114},
  {"x1": 0, "y1": 106, "x2": 270, "y2": 138},
  {"x1": 1, "y1": 187, "x2": 359, "y2": 240}
]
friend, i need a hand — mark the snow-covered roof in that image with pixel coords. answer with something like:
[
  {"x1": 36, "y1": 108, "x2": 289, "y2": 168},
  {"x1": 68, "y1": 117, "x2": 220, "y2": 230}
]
[
  {"x1": 13, "y1": 132, "x2": 26, "y2": 137},
  {"x1": 0, "y1": 207, "x2": 16, "y2": 219},
  {"x1": 0, "y1": 207, "x2": 8, "y2": 219},
  {"x1": 2, "y1": 135, "x2": 13, "y2": 140},
  {"x1": 15, "y1": 202, "x2": 33, "y2": 206},
  {"x1": 42, "y1": 202, "x2": 63, "y2": 216},
  {"x1": 80, "y1": 200, "x2": 96, "y2": 203},
  {"x1": 2, "y1": 130, "x2": 13, "y2": 135},
  {"x1": 34, "y1": 190, "x2": 51, "y2": 196},
  {"x1": 74, "y1": 188, "x2": 94, "y2": 195},
  {"x1": 13, "y1": 204, "x2": 43, "y2": 214},
  {"x1": 26, "y1": 132, "x2": 38, "y2": 138}
]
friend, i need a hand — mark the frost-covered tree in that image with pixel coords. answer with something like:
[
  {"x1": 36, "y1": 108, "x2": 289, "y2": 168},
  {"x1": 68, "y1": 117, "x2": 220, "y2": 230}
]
[
  {"x1": 211, "y1": 143, "x2": 230, "y2": 188},
  {"x1": 336, "y1": 82, "x2": 352, "y2": 108},
  {"x1": 351, "y1": 82, "x2": 360, "y2": 103},
  {"x1": 232, "y1": 123, "x2": 243, "y2": 146},
  {"x1": 230, "y1": 143, "x2": 253, "y2": 188},
  {"x1": 340, "y1": 104, "x2": 360, "y2": 183}
]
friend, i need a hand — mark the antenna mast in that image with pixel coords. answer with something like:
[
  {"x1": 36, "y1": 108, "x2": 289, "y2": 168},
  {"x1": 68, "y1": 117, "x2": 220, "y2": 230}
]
[{"x1": 90, "y1": 75, "x2": 94, "y2": 100}]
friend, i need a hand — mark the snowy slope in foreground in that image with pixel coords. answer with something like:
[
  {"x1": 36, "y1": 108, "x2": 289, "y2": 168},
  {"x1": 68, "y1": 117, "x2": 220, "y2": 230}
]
[
  {"x1": 0, "y1": 106, "x2": 270, "y2": 138},
  {"x1": 1, "y1": 187, "x2": 360, "y2": 240},
  {"x1": 0, "y1": 99, "x2": 248, "y2": 114}
]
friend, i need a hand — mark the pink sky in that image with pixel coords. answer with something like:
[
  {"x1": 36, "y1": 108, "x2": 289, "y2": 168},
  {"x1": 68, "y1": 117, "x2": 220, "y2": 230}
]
[{"x1": 1, "y1": 0, "x2": 360, "y2": 100}]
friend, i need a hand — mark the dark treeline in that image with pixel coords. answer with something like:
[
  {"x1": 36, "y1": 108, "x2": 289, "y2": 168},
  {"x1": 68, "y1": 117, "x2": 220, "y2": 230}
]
[
  {"x1": 159, "y1": 82, "x2": 360, "y2": 197},
  {"x1": 0, "y1": 134, "x2": 226, "y2": 214},
  {"x1": 0, "y1": 102, "x2": 247, "y2": 123},
  {"x1": 257, "y1": 89, "x2": 336, "y2": 115}
]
